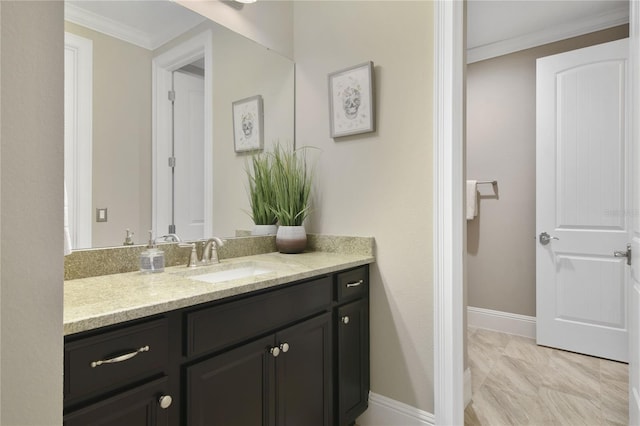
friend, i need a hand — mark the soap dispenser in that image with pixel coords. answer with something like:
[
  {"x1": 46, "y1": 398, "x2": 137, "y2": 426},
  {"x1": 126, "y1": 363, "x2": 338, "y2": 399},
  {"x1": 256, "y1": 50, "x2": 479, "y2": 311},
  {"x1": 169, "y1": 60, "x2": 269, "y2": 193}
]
[{"x1": 139, "y1": 231, "x2": 165, "y2": 273}]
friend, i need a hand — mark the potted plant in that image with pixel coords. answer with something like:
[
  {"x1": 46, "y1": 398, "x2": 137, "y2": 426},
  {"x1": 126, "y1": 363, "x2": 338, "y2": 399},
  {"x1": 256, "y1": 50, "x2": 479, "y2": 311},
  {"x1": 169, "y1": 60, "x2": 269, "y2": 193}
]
[
  {"x1": 270, "y1": 143, "x2": 313, "y2": 253},
  {"x1": 246, "y1": 152, "x2": 278, "y2": 235}
]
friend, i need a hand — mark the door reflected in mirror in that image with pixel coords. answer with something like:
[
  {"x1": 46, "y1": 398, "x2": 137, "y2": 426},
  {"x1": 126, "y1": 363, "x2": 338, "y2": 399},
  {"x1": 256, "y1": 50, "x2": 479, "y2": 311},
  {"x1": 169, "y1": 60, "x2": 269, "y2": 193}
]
[{"x1": 64, "y1": 0, "x2": 294, "y2": 249}]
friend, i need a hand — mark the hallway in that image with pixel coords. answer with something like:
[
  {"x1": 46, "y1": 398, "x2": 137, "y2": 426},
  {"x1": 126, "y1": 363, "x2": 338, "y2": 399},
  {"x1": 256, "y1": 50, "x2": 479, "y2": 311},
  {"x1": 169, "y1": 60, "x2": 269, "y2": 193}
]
[{"x1": 464, "y1": 328, "x2": 628, "y2": 425}]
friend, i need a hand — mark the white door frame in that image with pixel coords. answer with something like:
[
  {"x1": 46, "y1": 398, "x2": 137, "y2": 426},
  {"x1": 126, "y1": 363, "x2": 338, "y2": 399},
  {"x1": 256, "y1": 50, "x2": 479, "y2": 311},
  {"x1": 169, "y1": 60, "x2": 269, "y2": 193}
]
[
  {"x1": 64, "y1": 32, "x2": 93, "y2": 249},
  {"x1": 433, "y1": 1, "x2": 465, "y2": 425},
  {"x1": 152, "y1": 30, "x2": 213, "y2": 238},
  {"x1": 433, "y1": 1, "x2": 638, "y2": 424}
]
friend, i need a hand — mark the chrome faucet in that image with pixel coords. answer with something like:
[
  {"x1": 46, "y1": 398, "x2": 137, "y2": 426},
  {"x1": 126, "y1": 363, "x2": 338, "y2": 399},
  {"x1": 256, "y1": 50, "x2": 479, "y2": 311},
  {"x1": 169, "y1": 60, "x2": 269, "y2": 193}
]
[
  {"x1": 178, "y1": 237, "x2": 225, "y2": 268},
  {"x1": 201, "y1": 237, "x2": 224, "y2": 265},
  {"x1": 156, "y1": 233, "x2": 182, "y2": 243}
]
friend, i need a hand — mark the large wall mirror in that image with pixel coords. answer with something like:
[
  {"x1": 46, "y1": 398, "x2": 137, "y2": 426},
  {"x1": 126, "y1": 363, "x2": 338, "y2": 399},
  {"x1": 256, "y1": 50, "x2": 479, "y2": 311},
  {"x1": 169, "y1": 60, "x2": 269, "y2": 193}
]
[{"x1": 64, "y1": 0, "x2": 295, "y2": 250}]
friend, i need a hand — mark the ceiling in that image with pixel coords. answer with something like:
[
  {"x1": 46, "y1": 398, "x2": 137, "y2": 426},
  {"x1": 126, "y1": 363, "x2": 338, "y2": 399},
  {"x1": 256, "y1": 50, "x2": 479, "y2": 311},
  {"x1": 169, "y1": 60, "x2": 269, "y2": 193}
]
[{"x1": 467, "y1": 0, "x2": 629, "y2": 62}]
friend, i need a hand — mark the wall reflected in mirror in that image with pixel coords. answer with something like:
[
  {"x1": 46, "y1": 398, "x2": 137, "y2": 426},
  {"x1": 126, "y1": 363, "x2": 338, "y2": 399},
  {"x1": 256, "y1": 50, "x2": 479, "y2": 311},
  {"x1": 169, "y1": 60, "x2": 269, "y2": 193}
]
[{"x1": 64, "y1": 0, "x2": 295, "y2": 250}]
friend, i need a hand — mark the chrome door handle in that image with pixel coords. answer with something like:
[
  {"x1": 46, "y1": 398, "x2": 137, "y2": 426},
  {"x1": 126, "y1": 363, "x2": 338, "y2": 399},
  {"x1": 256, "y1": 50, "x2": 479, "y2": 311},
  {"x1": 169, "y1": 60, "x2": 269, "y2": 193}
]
[
  {"x1": 539, "y1": 232, "x2": 559, "y2": 245},
  {"x1": 614, "y1": 244, "x2": 632, "y2": 266}
]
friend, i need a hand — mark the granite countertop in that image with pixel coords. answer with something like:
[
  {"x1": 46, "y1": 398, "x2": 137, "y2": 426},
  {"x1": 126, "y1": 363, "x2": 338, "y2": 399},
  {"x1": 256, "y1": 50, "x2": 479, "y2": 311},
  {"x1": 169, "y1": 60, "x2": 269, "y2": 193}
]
[{"x1": 64, "y1": 251, "x2": 374, "y2": 336}]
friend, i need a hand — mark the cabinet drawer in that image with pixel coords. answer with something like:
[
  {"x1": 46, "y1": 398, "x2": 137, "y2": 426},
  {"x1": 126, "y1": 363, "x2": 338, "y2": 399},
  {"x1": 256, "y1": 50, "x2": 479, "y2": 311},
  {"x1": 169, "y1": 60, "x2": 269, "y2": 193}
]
[
  {"x1": 187, "y1": 276, "x2": 332, "y2": 358},
  {"x1": 64, "y1": 376, "x2": 171, "y2": 426},
  {"x1": 336, "y1": 266, "x2": 369, "y2": 302},
  {"x1": 64, "y1": 318, "x2": 169, "y2": 402}
]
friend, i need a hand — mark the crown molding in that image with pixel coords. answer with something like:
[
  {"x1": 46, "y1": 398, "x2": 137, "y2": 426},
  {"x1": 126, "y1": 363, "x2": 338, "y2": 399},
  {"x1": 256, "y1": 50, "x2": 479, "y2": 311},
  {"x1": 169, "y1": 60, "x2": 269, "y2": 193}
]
[
  {"x1": 468, "y1": 7, "x2": 629, "y2": 64},
  {"x1": 65, "y1": 3, "x2": 154, "y2": 50}
]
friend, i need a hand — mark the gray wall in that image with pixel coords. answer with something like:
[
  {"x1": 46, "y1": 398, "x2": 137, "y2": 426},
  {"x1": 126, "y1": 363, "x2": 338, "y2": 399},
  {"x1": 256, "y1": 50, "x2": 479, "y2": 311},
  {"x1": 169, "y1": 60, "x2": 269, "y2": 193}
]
[
  {"x1": 1, "y1": 1, "x2": 64, "y2": 423},
  {"x1": 466, "y1": 25, "x2": 629, "y2": 317},
  {"x1": 294, "y1": 1, "x2": 435, "y2": 413},
  {"x1": 65, "y1": 21, "x2": 153, "y2": 249}
]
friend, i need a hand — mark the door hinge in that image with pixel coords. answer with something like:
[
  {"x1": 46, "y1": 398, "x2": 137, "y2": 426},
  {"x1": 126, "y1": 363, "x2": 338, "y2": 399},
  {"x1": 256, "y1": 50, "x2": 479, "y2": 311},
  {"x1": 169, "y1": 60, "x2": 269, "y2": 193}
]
[
  {"x1": 168, "y1": 90, "x2": 175, "y2": 102},
  {"x1": 168, "y1": 156, "x2": 176, "y2": 168},
  {"x1": 614, "y1": 243, "x2": 632, "y2": 266}
]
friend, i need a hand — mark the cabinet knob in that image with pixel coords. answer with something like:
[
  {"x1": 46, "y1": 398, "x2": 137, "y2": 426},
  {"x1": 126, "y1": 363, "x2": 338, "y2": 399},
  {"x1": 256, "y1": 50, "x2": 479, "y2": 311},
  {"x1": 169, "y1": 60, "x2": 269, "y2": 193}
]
[
  {"x1": 158, "y1": 395, "x2": 172, "y2": 409},
  {"x1": 341, "y1": 316, "x2": 350, "y2": 324},
  {"x1": 279, "y1": 342, "x2": 290, "y2": 353},
  {"x1": 270, "y1": 346, "x2": 280, "y2": 357}
]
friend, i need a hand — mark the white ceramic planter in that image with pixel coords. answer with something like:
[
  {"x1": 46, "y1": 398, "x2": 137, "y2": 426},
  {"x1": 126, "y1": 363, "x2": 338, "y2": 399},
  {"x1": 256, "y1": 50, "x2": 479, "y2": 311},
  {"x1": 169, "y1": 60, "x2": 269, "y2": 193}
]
[
  {"x1": 275, "y1": 225, "x2": 307, "y2": 254},
  {"x1": 251, "y1": 224, "x2": 278, "y2": 236}
]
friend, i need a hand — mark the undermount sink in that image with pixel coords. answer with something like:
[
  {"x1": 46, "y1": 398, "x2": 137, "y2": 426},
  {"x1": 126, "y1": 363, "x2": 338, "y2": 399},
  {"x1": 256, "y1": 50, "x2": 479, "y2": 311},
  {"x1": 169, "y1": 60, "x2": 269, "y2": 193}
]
[{"x1": 187, "y1": 264, "x2": 274, "y2": 284}]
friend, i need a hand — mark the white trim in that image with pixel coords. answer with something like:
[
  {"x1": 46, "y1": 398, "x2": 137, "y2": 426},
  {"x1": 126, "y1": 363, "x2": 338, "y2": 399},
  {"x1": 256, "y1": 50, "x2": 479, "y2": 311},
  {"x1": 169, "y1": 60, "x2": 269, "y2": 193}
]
[
  {"x1": 433, "y1": 1, "x2": 465, "y2": 425},
  {"x1": 65, "y1": 2, "x2": 153, "y2": 50},
  {"x1": 464, "y1": 367, "x2": 472, "y2": 408},
  {"x1": 152, "y1": 30, "x2": 213, "y2": 238},
  {"x1": 356, "y1": 392, "x2": 435, "y2": 426},
  {"x1": 64, "y1": 2, "x2": 205, "y2": 51},
  {"x1": 467, "y1": 306, "x2": 537, "y2": 339},
  {"x1": 468, "y1": 7, "x2": 629, "y2": 64},
  {"x1": 64, "y1": 32, "x2": 92, "y2": 249}
]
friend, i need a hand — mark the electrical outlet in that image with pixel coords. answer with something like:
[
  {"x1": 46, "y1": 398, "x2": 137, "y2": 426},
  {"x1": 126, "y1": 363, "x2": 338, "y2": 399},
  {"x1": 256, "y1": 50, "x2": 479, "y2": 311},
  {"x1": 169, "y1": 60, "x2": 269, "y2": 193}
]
[{"x1": 96, "y1": 208, "x2": 108, "y2": 222}]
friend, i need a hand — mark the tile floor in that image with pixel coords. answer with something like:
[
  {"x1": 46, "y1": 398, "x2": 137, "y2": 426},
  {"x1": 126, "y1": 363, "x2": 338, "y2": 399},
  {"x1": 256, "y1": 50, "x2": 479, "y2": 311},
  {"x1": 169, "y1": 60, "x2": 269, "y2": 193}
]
[{"x1": 464, "y1": 327, "x2": 628, "y2": 426}]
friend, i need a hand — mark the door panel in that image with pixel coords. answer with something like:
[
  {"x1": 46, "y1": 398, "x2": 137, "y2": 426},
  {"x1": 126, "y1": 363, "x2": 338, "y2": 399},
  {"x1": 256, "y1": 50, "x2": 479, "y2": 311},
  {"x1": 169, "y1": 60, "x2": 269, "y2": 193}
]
[
  {"x1": 630, "y1": 3, "x2": 640, "y2": 422},
  {"x1": 537, "y1": 38, "x2": 630, "y2": 362},
  {"x1": 186, "y1": 335, "x2": 275, "y2": 426},
  {"x1": 276, "y1": 313, "x2": 332, "y2": 426},
  {"x1": 173, "y1": 71, "x2": 204, "y2": 240}
]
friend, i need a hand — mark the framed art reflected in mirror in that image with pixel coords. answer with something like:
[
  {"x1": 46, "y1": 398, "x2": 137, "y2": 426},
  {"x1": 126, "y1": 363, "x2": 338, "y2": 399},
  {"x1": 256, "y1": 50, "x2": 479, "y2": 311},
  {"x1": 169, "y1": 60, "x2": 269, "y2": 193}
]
[{"x1": 233, "y1": 95, "x2": 264, "y2": 153}]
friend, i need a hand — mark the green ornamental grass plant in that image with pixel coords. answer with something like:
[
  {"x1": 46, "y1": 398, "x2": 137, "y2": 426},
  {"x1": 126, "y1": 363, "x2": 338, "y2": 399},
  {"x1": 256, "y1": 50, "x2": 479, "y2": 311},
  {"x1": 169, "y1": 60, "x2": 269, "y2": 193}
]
[
  {"x1": 270, "y1": 144, "x2": 313, "y2": 227},
  {"x1": 246, "y1": 153, "x2": 278, "y2": 226}
]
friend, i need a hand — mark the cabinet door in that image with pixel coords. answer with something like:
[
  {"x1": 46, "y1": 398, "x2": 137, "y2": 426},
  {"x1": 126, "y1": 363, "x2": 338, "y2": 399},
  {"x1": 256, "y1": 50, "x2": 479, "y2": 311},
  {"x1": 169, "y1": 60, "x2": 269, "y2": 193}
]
[
  {"x1": 337, "y1": 298, "x2": 369, "y2": 426},
  {"x1": 276, "y1": 312, "x2": 332, "y2": 426},
  {"x1": 63, "y1": 377, "x2": 171, "y2": 426},
  {"x1": 186, "y1": 334, "x2": 276, "y2": 426}
]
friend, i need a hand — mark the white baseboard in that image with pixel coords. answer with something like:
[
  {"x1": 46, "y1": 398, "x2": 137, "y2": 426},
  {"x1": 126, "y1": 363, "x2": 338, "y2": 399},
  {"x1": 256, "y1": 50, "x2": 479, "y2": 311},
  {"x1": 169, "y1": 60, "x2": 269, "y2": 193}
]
[
  {"x1": 467, "y1": 306, "x2": 536, "y2": 339},
  {"x1": 356, "y1": 392, "x2": 435, "y2": 426},
  {"x1": 464, "y1": 367, "x2": 472, "y2": 408}
]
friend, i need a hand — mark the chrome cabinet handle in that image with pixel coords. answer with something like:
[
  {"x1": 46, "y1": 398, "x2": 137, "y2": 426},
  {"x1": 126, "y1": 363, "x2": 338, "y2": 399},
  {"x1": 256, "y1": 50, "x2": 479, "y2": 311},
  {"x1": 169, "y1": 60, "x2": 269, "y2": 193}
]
[
  {"x1": 279, "y1": 342, "x2": 290, "y2": 353},
  {"x1": 158, "y1": 395, "x2": 173, "y2": 409},
  {"x1": 341, "y1": 316, "x2": 350, "y2": 325},
  {"x1": 346, "y1": 280, "x2": 364, "y2": 288},
  {"x1": 539, "y1": 232, "x2": 559, "y2": 245},
  {"x1": 90, "y1": 345, "x2": 150, "y2": 368},
  {"x1": 270, "y1": 346, "x2": 280, "y2": 357}
]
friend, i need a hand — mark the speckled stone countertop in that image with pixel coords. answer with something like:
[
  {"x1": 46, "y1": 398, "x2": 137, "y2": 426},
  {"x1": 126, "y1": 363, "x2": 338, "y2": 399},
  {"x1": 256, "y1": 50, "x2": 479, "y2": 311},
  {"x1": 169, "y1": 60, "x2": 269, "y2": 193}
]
[{"x1": 64, "y1": 250, "x2": 374, "y2": 336}]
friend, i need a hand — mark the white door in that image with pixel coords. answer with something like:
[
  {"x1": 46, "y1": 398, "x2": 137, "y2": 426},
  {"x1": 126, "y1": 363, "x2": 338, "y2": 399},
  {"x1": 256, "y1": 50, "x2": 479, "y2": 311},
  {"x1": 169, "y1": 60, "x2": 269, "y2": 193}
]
[
  {"x1": 536, "y1": 38, "x2": 630, "y2": 362},
  {"x1": 172, "y1": 70, "x2": 205, "y2": 240},
  {"x1": 629, "y1": 3, "x2": 640, "y2": 421}
]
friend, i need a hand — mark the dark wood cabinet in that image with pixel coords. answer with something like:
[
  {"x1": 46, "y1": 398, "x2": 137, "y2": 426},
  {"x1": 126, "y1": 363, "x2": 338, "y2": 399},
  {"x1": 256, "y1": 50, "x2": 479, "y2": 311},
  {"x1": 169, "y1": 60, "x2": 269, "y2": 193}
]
[
  {"x1": 64, "y1": 265, "x2": 369, "y2": 426},
  {"x1": 187, "y1": 312, "x2": 332, "y2": 426},
  {"x1": 334, "y1": 266, "x2": 370, "y2": 426},
  {"x1": 276, "y1": 312, "x2": 332, "y2": 426},
  {"x1": 64, "y1": 377, "x2": 171, "y2": 426},
  {"x1": 336, "y1": 298, "x2": 369, "y2": 426},
  {"x1": 186, "y1": 335, "x2": 276, "y2": 426}
]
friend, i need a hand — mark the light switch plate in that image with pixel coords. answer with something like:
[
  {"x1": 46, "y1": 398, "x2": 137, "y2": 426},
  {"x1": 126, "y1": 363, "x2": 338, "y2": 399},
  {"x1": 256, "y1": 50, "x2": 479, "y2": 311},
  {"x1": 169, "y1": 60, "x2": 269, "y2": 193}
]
[{"x1": 96, "y1": 208, "x2": 108, "y2": 222}]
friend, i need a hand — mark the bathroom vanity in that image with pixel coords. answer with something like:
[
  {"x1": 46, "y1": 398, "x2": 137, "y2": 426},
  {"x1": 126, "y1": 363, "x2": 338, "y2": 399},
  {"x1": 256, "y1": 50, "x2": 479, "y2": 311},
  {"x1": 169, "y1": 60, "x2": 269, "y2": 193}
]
[{"x1": 63, "y1": 251, "x2": 372, "y2": 426}]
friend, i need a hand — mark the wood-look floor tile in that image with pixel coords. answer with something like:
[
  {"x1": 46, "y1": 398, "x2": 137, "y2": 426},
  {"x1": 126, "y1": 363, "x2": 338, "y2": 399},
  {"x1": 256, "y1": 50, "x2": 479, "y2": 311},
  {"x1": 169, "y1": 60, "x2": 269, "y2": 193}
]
[
  {"x1": 470, "y1": 328, "x2": 512, "y2": 349},
  {"x1": 503, "y1": 335, "x2": 553, "y2": 366},
  {"x1": 483, "y1": 355, "x2": 544, "y2": 398},
  {"x1": 600, "y1": 359, "x2": 628, "y2": 383},
  {"x1": 538, "y1": 386, "x2": 602, "y2": 426},
  {"x1": 540, "y1": 349, "x2": 601, "y2": 402},
  {"x1": 600, "y1": 378, "x2": 628, "y2": 425},
  {"x1": 466, "y1": 328, "x2": 629, "y2": 426},
  {"x1": 469, "y1": 382, "x2": 550, "y2": 425}
]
